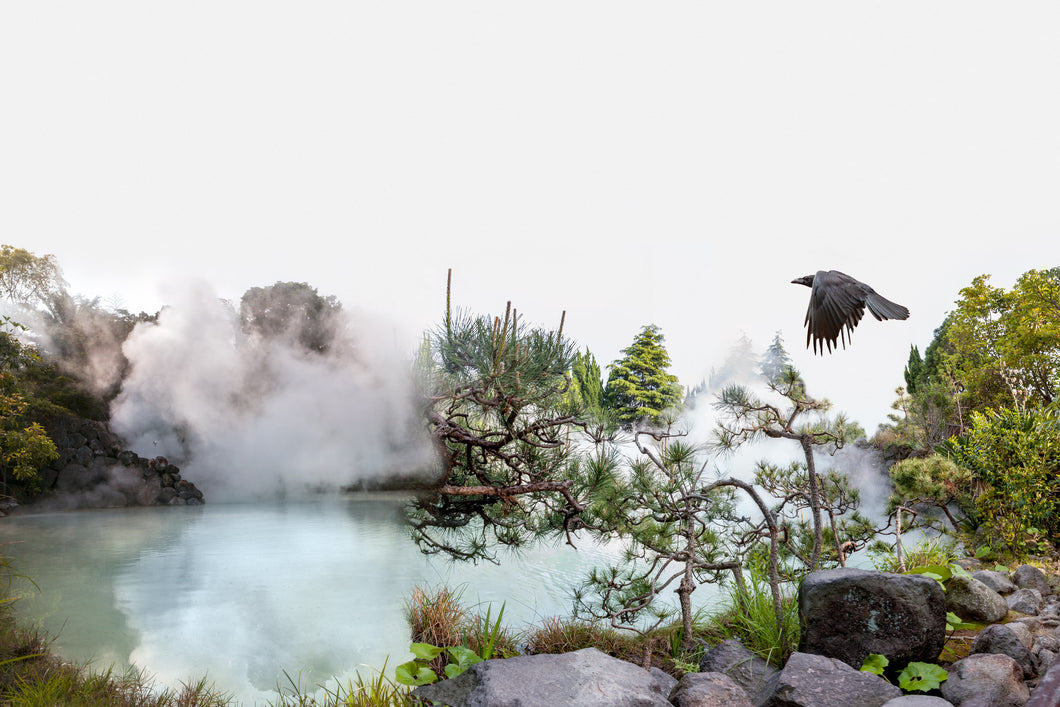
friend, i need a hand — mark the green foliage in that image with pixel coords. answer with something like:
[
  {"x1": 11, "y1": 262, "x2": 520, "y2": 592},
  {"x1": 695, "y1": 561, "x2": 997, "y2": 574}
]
[
  {"x1": 568, "y1": 348, "x2": 606, "y2": 419},
  {"x1": 603, "y1": 325, "x2": 682, "y2": 427},
  {"x1": 862, "y1": 653, "x2": 949, "y2": 694},
  {"x1": 394, "y1": 644, "x2": 442, "y2": 687},
  {"x1": 870, "y1": 536, "x2": 958, "y2": 573},
  {"x1": 906, "y1": 564, "x2": 952, "y2": 583},
  {"x1": 710, "y1": 364, "x2": 879, "y2": 666},
  {"x1": 940, "y1": 402, "x2": 1060, "y2": 557},
  {"x1": 945, "y1": 269, "x2": 1060, "y2": 413},
  {"x1": 716, "y1": 368, "x2": 878, "y2": 574},
  {"x1": 884, "y1": 268, "x2": 1060, "y2": 454},
  {"x1": 887, "y1": 454, "x2": 977, "y2": 534},
  {"x1": 898, "y1": 661, "x2": 948, "y2": 692},
  {"x1": 442, "y1": 646, "x2": 482, "y2": 679},
  {"x1": 877, "y1": 327, "x2": 952, "y2": 453},
  {"x1": 574, "y1": 434, "x2": 738, "y2": 647},
  {"x1": 721, "y1": 572, "x2": 800, "y2": 666},
  {"x1": 946, "y1": 611, "x2": 974, "y2": 631},
  {"x1": 274, "y1": 661, "x2": 413, "y2": 707},
  {"x1": 469, "y1": 602, "x2": 506, "y2": 661},
  {"x1": 0, "y1": 327, "x2": 60, "y2": 494},
  {"x1": 409, "y1": 272, "x2": 594, "y2": 562},
  {"x1": 0, "y1": 245, "x2": 67, "y2": 312},
  {"x1": 396, "y1": 604, "x2": 505, "y2": 687},
  {"x1": 859, "y1": 653, "x2": 889, "y2": 676},
  {"x1": 2, "y1": 422, "x2": 58, "y2": 486},
  {"x1": 905, "y1": 562, "x2": 968, "y2": 592},
  {"x1": 240, "y1": 281, "x2": 343, "y2": 353}
]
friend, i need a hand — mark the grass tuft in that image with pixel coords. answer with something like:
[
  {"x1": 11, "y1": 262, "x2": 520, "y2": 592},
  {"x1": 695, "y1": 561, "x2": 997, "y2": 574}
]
[
  {"x1": 404, "y1": 585, "x2": 466, "y2": 651},
  {"x1": 871, "y1": 536, "x2": 959, "y2": 573},
  {"x1": 710, "y1": 575, "x2": 800, "y2": 667}
]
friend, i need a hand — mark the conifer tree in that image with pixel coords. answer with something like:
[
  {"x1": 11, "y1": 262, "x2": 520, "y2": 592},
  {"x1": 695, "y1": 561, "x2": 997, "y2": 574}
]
[
  {"x1": 569, "y1": 348, "x2": 605, "y2": 418},
  {"x1": 409, "y1": 271, "x2": 607, "y2": 562},
  {"x1": 759, "y1": 331, "x2": 792, "y2": 383},
  {"x1": 603, "y1": 325, "x2": 681, "y2": 427}
]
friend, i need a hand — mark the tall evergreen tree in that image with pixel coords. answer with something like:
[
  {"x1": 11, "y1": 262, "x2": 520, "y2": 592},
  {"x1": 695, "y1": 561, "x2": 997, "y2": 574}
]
[
  {"x1": 904, "y1": 346, "x2": 924, "y2": 394},
  {"x1": 760, "y1": 332, "x2": 792, "y2": 383},
  {"x1": 708, "y1": 334, "x2": 757, "y2": 391},
  {"x1": 603, "y1": 325, "x2": 681, "y2": 427},
  {"x1": 569, "y1": 348, "x2": 605, "y2": 417}
]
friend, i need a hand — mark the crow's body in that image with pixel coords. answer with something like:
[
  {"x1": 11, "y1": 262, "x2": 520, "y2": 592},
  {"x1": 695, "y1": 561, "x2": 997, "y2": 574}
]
[{"x1": 792, "y1": 270, "x2": 909, "y2": 354}]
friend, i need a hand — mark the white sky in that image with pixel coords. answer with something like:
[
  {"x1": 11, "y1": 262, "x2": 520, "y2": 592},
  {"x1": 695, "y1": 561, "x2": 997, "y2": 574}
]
[{"x1": 2, "y1": 2, "x2": 1058, "y2": 433}]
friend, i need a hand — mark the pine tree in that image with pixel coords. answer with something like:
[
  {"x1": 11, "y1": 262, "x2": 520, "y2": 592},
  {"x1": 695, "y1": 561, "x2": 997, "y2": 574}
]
[
  {"x1": 410, "y1": 271, "x2": 594, "y2": 562},
  {"x1": 603, "y1": 325, "x2": 681, "y2": 427}
]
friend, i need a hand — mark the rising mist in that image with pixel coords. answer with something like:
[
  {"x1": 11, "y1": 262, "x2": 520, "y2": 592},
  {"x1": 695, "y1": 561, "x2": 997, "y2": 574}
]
[{"x1": 108, "y1": 281, "x2": 435, "y2": 501}]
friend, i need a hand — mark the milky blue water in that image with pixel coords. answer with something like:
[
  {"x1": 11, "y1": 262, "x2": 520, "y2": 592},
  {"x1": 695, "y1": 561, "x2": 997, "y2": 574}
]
[{"x1": 0, "y1": 496, "x2": 711, "y2": 704}]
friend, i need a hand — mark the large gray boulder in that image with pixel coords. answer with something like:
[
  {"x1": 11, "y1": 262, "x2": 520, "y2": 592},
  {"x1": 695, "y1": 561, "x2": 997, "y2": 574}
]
[
  {"x1": 1008, "y1": 588, "x2": 1045, "y2": 616},
  {"x1": 651, "y1": 667, "x2": 678, "y2": 698},
  {"x1": 969, "y1": 623, "x2": 1038, "y2": 678},
  {"x1": 972, "y1": 569, "x2": 1017, "y2": 595},
  {"x1": 880, "y1": 698, "x2": 954, "y2": 707},
  {"x1": 946, "y1": 575, "x2": 1010, "y2": 623},
  {"x1": 411, "y1": 647, "x2": 673, "y2": 707},
  {"x1": 798, "y1": 568, "x2": 946, "y2": 669},
  {"x1": 697, "y1": 639, "x2": 778, "y2": 697},
  {"x1": 941, "y1": 653, "x2": 1030, "y2": 707},
  {"x1": 669, "y1": 672, "x2": 754, "y2": 707},
  {"x1": 757, "y1": 652, "x2": 902, "y2": 707},
  {"x1": 1013, "y1": 565, "x2": 1053, "y2": 597}
]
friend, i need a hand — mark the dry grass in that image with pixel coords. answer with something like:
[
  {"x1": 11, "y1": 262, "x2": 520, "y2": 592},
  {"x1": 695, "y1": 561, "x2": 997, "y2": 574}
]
[
  {"x1": 521, "y1": 615, "x2": 662, "y2": 670},
  {"x1": 522, "y1": 616, "x2": 603, "y2": 655},
  {"x1": 404, "y1": 585, "x2": 466, "y2": 650}
]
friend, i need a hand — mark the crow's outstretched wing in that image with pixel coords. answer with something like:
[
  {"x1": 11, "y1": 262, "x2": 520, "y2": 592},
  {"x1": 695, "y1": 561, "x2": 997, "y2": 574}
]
[{"x1": 804, "y1": 270, "x2": 867, "y2": 354}]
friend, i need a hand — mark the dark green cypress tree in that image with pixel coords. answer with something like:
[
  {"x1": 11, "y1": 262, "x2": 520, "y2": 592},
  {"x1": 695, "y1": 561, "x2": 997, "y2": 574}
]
[
  {"x1": 570, "y1": 348, "x2": 605, "y2": 417},
  {"x1": 904, "y1": 345, "x2": 924, "y2": 393}
]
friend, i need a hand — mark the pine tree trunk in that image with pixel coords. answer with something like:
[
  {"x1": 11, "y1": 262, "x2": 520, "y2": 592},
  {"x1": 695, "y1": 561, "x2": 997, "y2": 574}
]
[{"x1": 801, "y1": 436, "x2": 824, "y2": 571}]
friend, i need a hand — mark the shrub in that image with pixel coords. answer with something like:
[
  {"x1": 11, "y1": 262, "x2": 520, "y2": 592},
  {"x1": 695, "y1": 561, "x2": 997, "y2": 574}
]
[{"x1": 940, "y1": 403, "x2": 1060, "y2": 558}]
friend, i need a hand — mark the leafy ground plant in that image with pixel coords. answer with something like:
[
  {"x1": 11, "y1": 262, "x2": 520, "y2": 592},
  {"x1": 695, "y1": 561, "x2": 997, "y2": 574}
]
[
  {"x1": 859, "y1": 653, "x2": 889, "y2": 676},
  {"x1": 395, "y1": 643, "x2": 481, "y2": 686},
  {"x1": 860, "y1": 654, "x2": 948, "y2": 694},
  {"x1": 396, "y1": 602, "x2": 507, "y2": 687},
  {"x1": 898, "y1": 661, "x2": 948, "y2": 692}
]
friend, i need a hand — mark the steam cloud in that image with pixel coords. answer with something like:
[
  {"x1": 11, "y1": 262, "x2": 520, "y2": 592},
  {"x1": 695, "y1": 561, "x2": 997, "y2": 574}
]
[{"x1": 109, "y1": 281, "x2": 435, "y2": 501}]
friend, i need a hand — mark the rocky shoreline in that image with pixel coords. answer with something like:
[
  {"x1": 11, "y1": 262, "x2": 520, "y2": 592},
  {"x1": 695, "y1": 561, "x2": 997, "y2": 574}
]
[
  {"x1": 414, "y1": 563, "x2": 1060, "y2": 707},
  {"x1": 2, "y1": 418, "x2": 204, "y2": 515}
]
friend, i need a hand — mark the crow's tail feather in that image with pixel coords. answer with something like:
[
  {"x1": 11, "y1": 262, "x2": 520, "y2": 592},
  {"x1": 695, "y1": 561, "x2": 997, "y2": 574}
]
[{"x1": 865, "y1": 293, "x2": 909, "y2": 321}]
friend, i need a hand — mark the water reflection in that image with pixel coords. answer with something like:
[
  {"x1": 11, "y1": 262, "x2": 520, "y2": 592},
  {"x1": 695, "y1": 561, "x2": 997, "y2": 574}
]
[{"x1": 1, "y1": 497, "x2": 698, "y2": 704}]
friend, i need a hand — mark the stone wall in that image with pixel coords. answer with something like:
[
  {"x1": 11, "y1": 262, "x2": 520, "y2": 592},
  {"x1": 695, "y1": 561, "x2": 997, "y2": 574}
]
[{"x1": 4, "y1": 417, "x2": 204, "y2": 514}]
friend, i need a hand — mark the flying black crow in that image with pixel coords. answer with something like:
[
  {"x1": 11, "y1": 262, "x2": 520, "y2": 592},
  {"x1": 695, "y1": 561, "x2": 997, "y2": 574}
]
[{"x1": 792, "y1": 270, "x2": 909, "y2": 355}]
